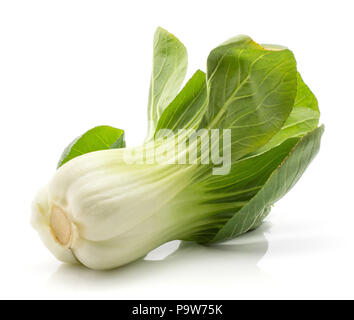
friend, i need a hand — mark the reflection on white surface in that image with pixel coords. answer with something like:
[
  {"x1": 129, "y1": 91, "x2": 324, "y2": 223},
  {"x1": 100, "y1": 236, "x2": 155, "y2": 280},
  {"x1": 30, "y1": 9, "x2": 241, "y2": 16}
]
[
  {"x1": 1, "y1": 204, "x2": 353, "y2": 299},
  {"x1": 47, "y1": 223, "x2": 272, "y2": 296}
]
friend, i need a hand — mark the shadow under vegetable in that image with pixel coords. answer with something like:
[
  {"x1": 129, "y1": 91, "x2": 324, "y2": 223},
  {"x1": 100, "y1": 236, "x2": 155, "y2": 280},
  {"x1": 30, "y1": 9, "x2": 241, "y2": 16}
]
[{"x1": 48, "y1": 222, "x2": 271, "y2": 292}]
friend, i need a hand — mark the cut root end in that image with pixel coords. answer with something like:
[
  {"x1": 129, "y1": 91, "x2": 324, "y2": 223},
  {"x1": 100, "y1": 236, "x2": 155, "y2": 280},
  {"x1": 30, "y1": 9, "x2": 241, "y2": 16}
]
[{"x1": 50, "y1": 206, "x2": 72, "y2": 246}]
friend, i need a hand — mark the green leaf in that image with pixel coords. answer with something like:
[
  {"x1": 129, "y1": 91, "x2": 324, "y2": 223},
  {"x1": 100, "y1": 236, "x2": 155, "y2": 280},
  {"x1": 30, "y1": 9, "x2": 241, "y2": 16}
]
[
  {"x1": 204, "y1": 35, "x2": 298, "y2": 161},
  {"x1": 211, "y1": 125, "x2": 324, "y2": 242},
  {"x1": 294, "y1": 72, "x2": 319, "y2": 112},
  {"x1": 183, "y1": 136, "x2": 301, "y2": 243},
  {"x1": 254, "y1": 72, "x2": 320, "y2": 153},
  {"x1": 146, "y1": 27, "x2": 188, "y2": 140},
  {"x1": 57, "y1": 125, "x2": 126, "y2": 168},
  {"x1": 109, "y1": 133, "x2": 126, "y2": 149},
  {"x1": 154, "y1": 70, "x2": 207, "y2": 136}
]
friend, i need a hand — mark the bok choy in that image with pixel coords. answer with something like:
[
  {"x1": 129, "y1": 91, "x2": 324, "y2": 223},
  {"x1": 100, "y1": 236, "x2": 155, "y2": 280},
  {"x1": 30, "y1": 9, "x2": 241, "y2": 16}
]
[{"x1": 31, "y1": 28, "x2": 323, "y2": 270}]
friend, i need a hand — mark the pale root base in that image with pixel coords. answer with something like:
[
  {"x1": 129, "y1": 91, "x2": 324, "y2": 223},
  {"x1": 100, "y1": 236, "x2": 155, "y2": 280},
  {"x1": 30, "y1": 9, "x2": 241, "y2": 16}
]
[{"x1": 50, "y1": 206, "x2": 72, "y2": 246}]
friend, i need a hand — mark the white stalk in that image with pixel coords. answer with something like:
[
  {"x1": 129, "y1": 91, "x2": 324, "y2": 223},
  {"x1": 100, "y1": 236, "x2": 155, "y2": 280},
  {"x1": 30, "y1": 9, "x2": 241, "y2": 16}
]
[{"x1": 31, "y1": 146, "x2": 198, "y2": 270}]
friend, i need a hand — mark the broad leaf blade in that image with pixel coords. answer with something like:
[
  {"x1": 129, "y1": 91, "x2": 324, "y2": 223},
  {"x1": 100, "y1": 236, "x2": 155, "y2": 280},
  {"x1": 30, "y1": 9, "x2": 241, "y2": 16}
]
[
  {"x1": 255, "y1": 72, "x2": 320, "y2": 153},
  {"x1": 57, "y1": 125, "x2": 125, "y2": 168},
  {"x1": 155, "y1": 70, "x2": 207, "y2": 135},
  {"x1": 211, "y1": 125, "x2": 324, "y2": 242},
  {"x1": 146, "y1": 27, "x2": 188, "y2": 140},
  {"x1": 205, "y1": 35, "x2": 297, "y2": 160}
]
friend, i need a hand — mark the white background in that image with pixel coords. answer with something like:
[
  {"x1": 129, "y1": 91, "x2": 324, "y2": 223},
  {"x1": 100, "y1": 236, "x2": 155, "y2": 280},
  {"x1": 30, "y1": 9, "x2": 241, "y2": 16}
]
[{"x1": 0, "y1": 0, "x2": 353, "y2": 299}]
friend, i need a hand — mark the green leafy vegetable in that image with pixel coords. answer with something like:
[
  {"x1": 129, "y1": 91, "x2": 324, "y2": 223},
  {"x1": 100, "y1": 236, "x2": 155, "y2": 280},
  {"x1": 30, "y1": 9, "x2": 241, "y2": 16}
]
[{"x1": 32, "y1": 28, "x2": 324, "y2": 270}]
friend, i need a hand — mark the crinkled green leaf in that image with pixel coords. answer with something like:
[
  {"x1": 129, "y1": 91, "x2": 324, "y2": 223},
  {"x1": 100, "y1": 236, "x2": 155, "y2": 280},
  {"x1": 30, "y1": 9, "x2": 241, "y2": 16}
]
[
  {"x1": 203, "y1": 35, "x2": 298, "y2": 161},
  {"x1": 255, "y1": 72, "x2": 320, "y2": 153},
  {"x1": 146, "y1": 27, "x2": 188, "y2": 140},
  {"x1": 57, "y1": 125, "x2": 125, "y2": 168}
]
